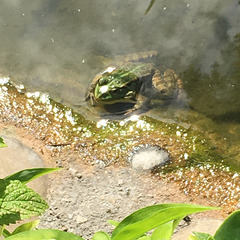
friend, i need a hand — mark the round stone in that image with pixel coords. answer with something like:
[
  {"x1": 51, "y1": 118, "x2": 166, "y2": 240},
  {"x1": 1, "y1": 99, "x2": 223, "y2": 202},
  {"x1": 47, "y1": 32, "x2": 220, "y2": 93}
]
[{"x1": 131, "y1": 146, "x2": 169, "y2": 170}]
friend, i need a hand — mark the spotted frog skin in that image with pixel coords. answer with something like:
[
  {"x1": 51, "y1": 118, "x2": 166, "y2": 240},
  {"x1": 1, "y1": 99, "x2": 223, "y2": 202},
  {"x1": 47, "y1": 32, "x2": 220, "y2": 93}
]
[{"x1": 86, "y1": 51, "x2": 183, "y2": 114}]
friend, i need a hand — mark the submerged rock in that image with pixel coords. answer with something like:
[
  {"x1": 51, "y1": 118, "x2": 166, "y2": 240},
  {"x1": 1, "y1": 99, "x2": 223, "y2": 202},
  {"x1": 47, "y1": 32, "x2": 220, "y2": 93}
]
[{"x1": 131, "y1": 146, "x2": 169, "y2": 170}]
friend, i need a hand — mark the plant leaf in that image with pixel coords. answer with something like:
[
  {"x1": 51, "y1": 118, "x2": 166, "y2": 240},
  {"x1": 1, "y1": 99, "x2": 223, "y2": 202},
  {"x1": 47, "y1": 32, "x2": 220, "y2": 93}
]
[
  {"x1": 145, "y1": 0, "x2": 155, "y2": 15},
  {"x1": 189, "y1": 232, "x2": 215, "y2": 240},
  {"x1": 138, "y1": 236, "x2": 151, "y2": 240},
  {"x1": 3, "y1": 228, "x2": 11, "y2": 238},
  {"x1": 0, "y1": 179, "x2": 48, "y2": 225},
  {"x1": 11, "y1": 220, "x2": 39, "y2": 235},
  {"x1": 4, "y1": 168, "x2": 60, "y2": 184},
  {"x1": 108, "y1": 219, "x2": 119, "y2": 227},
  {"x1": 3, "y1": 229, "x2": 84, "y2": 239},
  {"x1": 0, "y1": 225, "x2": 5, "y2": 236},
  {"x1": 111, "y1": 203, "x2": 217, "y2": 240},
  {"x1": 151, "y1": 218, "x2": 182, "y2": 240},
  {"x1": 0, "y1": 137, "x2": 7, "y2": 148},
  {"x1": 92, "y1": 231, "x2": 111, "y2": 240},
  {"x1": 214, "y1": 210, "x2": 240, "y2": 240}
]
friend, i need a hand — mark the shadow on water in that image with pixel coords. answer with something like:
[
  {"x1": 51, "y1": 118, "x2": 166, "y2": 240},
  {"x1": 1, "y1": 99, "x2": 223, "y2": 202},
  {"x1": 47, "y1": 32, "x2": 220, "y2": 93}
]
[
  {"x1": 213, "y1": 112, "x2": 240, "y2": 123},
  {"x1": 181, "y1": 33, "x2": 240, "y2": 119}
]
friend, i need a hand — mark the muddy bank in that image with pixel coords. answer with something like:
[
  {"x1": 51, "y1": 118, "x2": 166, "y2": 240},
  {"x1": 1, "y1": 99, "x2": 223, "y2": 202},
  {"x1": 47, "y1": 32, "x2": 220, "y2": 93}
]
[
  {"x1": 0, "y1": 122, "x2": 224, "y2": 239},
  {"x1": 0, "y1": 76, "x2": 239, "y2": 212},
  {"x1": 39, "y1": 165, "x2": 224, "y2": 240}
]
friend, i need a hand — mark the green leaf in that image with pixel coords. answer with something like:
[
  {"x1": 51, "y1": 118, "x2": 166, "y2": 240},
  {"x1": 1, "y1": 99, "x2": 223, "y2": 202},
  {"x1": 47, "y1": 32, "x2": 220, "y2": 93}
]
[
  {"x1": 4, "y1": 229, "x2": 84, "y2": 239},
  {"x1": 0, "y1": 137, "x2": 7, "y2": 148},
  {"x1": 92, "y1": 231, "x2": 111, "y2": 240},
  {"x1": 214, "y1": 210, "x2": 240, "y2": 240},
  {"x1": 145, "y1": 0, "x2": 155, "y2": 15},
  {"x1": 3, "y1": 228, "x2": 11, "y2": 238},
  {"x1": 0, "y1": 225, "x2": 5, "y2": 236},
  {"x1": 138, "y1": 236, "x2": 151, "y2": 240},
  {"x1": 151, "y1": 222, "x2": 172, "y2": 240},
  {"x1": 189, "y1": 232, "x2": 215, "y2": 240},
  {"x1": 4, "y1": 168, "x2": 60, "y2": 184},
  {"x1": 0, "y1": 179, "x2": 48, "y2": 225},
  {"x1": 112, "y1": 203, "x2": 217, "y2": 240},
  {"x1": 11, "y1": 220, "x2": 39, "y2": 235},
  {"x1": 151, "y1": 217, "x2": 183, "y2": 240},
  {"x1": 108, "y1": 219, "x2": 119, "y2": 227}
]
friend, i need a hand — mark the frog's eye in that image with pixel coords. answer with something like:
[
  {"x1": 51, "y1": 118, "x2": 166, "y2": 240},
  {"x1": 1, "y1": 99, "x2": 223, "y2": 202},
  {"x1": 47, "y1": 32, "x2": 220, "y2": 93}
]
[{"x1": 99, "y1": 78, "x2": 108, "y2": 85}]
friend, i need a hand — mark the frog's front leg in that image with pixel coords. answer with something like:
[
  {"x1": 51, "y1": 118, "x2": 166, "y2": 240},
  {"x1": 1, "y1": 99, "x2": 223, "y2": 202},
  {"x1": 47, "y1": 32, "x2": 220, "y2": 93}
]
[
  {"x1": 85, "y1": 73, "x2": 103, "y2": 106},
  {"x1": 124, "y1": 94, "x2": 150, "y2": 115}
]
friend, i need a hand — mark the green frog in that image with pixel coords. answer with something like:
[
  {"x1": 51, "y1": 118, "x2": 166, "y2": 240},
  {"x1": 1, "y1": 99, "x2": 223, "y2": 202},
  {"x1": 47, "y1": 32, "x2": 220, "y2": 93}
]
[{"x1": 86, "y1": 51, "x2": 183, "y2": 114}]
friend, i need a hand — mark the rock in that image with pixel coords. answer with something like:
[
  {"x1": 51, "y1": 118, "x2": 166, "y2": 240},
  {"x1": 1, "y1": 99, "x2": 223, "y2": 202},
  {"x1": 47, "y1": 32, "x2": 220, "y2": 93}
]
[
  {"x1": 76, "y1": 215, "x2": 88, "y2": 224},
  {"x1": 131, "y1": 146, "x2": 169, "y2": 170},
  {"x1": 0, "y1": 126, "x2": 48, "y2": 196},
  {"x1": 0, "y1": 126, "x2": 49, "y2": 233}
]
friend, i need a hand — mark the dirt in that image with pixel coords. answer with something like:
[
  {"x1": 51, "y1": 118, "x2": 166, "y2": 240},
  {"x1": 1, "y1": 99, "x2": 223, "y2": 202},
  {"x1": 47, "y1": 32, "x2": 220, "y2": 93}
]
[
  {"x1": 0, "y1": 122, "x2": 225, "y2": 239},
  {"x1": 38, "y1": 165, "x2": 224, "y2": 240}
]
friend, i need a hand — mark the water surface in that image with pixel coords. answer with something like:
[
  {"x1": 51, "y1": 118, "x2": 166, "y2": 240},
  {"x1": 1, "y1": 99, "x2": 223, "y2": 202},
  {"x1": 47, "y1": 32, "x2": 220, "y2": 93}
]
[{"x1": 0, "y1": 0, "x2": 240, "y2": 169}]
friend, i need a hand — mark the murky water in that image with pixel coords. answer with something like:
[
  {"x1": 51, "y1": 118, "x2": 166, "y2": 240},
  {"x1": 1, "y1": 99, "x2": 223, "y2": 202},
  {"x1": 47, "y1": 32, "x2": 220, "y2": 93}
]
[{"x1": 0, "y1": 0, "x2": 240, "y2": 201}]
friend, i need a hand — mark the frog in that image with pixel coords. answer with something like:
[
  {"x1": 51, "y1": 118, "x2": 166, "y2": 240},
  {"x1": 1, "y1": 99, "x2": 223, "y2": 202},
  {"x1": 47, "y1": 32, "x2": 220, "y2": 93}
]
[{"x1": 85, "y1": 51, "x2": 183, "y2": 115}]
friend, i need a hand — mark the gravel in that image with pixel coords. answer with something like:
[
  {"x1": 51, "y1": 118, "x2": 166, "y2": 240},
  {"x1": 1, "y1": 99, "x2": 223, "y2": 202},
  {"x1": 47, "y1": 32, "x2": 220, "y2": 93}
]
[{"x1": 39, "y1": 165, "x2": 185, "y2": 239}]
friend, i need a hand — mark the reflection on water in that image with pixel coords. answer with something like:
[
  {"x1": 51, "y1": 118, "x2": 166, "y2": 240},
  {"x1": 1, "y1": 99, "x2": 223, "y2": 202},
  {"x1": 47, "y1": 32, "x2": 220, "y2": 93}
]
[
  {"x1": 0, "y1": 2, "x2": 240, "y2": 181},
  {"x1": 0, "y1": 1, "x2": 239, "y2": 103},
  {"x1": 182, "y1": 33, "x2": 240, "y2": 118}
]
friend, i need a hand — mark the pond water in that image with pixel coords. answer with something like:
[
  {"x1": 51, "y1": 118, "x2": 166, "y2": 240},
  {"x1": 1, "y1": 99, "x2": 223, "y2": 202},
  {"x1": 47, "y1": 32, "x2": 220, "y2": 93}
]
[{"x1": 0, "y1": 0, "x2": 240, "y2": 171}]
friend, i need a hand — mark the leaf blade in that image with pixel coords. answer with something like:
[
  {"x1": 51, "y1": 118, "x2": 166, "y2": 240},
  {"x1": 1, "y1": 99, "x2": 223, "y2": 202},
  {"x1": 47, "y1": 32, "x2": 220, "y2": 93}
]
[
  {"x1": 0, "y1": 137, "x2": 7, "y2": 148},
  {"x1": 112, "y1": 204, "x2": 217, "y2": 240},
  {"x1": 107, "y1": 219, "x2": 119, "y2": 227},
  {"x1": 92, "y1": 231, "x2": 111, "y2": 240},
  {"x1": 145, "y1": 0, "x2": 155, "y2": 15},
  {"x1": 3, "y1": 229, "x2": 84, "y2": 240},
  {"x1": 151, "y1": 217, "x2": 183, "y2": 240},
  {"x1": 11, "y1": 220, "x2": 40, "y2": 235},
  {"x1": 189, "y1": 232, "x2": 215, "y2": 240},
  {"x1": 0, "y1": 179, "x2": 48, "y2": 225},
  {"x1": 214, "y1": 210, "x2": 240, "y2": 240},
  {"x1": 4, "y1": 168, "x2": 60, "y2": 184}
]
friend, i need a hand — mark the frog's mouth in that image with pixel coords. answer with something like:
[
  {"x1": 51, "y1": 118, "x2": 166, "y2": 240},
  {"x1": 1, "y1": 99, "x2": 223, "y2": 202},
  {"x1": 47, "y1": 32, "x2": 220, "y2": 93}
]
[
  {"x1": 94, "y1": 87, "x2": 138, "y2": 105},
  {"x1": 103, "y1": 102, "x2": 136, "y2": 115}
]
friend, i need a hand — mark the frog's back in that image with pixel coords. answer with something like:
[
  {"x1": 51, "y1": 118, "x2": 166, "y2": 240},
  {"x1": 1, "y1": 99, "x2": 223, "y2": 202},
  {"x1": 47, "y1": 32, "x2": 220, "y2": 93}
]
[
  {"x1": 112, "y1": 51, "x2": 159, "y2": 81},
  {"x1": 113, "y1": 51, "x2": 158, "y2": 64}
]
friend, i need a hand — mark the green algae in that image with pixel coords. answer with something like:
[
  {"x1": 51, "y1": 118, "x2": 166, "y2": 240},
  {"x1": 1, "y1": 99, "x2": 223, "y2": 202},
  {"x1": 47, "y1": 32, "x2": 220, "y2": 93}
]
[
  {"x1": 0, "y1": 76, "x2": 239, "y2": 211},
  {"x1": 0, "y1": 76, "x2": 231, "y2": 169}
]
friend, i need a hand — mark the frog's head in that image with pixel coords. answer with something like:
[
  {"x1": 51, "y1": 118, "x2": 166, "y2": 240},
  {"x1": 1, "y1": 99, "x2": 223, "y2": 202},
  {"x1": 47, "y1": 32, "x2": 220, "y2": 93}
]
[{"x1": 93, "y1": 67, "x2": 140, "y2": 105}]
